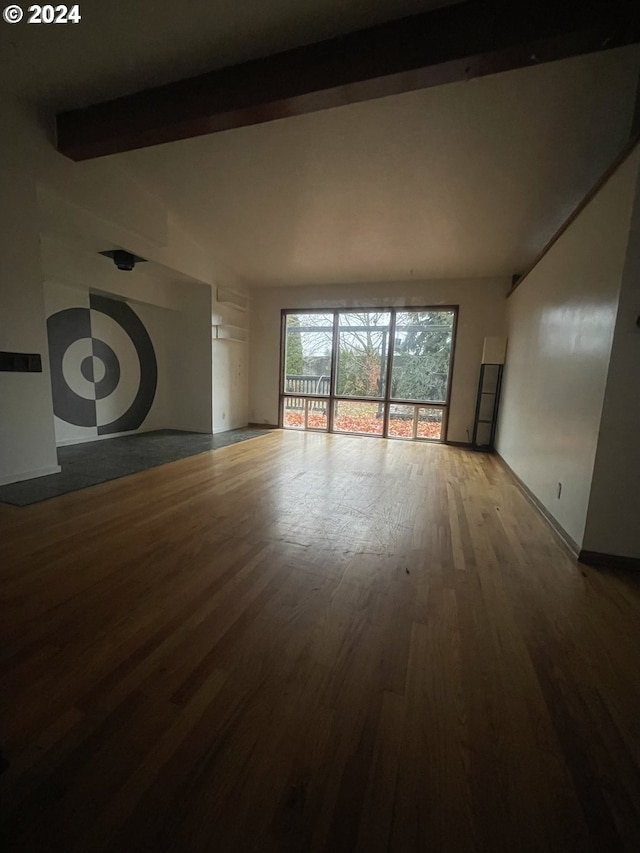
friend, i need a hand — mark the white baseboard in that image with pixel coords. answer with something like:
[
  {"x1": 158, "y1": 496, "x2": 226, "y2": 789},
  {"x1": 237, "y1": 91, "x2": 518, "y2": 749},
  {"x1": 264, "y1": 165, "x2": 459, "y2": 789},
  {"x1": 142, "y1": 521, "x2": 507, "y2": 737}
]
[
  {"x1": 0, "y1": 464, "x2": 62, "y2": 486},
  {"x1": 56, "y1": 435, "x2": 99, "y2": 447}
]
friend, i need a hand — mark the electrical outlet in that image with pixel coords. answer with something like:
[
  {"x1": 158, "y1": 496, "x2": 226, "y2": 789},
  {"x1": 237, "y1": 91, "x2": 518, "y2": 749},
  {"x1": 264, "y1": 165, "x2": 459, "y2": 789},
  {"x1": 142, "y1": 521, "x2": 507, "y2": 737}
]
[{"x1": 557, "y1": 482, "x2": 562, "y2": 499}]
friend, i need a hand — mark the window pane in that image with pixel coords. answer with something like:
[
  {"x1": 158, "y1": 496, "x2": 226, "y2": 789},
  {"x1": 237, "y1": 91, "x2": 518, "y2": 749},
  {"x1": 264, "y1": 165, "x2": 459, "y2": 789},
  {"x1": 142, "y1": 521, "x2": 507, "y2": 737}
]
[
  {"x1": 334, "y1": 401, "x2": 384, "y2": 435},
  {"x1": 306, "y1": 399, "x2": 328, "y2": 430},
  {"x1": 416, "y1": 407, "x2": 443, "y2": 440},
  {"x1": 388, "y1": 404, "x2": 415, "y2": 439},
  {"x1": 336, "y1": 311, "x2": 391, "y2": 398},
  {"x1": 282, "y1": 397, "x2": 304, "y2": 429},
  {"x1": 391, "y1": 310, "x2": 454, "y2": 403},
  {"x1": 284, "y1": 313, "x2": 333, "y2": 395}
]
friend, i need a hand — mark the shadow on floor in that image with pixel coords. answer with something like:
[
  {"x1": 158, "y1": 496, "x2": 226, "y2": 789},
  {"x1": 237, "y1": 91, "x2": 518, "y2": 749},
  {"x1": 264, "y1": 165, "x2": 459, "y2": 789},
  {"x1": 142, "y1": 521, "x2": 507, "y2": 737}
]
[{"x1": 0, "y1": 428, "x2": 272, "y2": 506}]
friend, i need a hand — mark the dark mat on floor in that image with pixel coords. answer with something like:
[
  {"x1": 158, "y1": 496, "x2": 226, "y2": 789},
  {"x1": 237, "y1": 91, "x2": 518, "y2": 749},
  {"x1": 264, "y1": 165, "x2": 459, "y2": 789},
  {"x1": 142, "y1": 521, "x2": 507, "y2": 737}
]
[{"x1": 0, "y1": 428, "x2": 272, "y2": 506}]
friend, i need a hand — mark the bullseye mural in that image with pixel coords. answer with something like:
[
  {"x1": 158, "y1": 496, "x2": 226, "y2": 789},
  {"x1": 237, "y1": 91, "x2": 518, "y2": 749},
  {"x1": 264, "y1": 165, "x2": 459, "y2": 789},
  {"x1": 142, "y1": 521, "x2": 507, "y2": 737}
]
[{"x1": 47, "y1": 294, "x2": 157, "y2": 435}]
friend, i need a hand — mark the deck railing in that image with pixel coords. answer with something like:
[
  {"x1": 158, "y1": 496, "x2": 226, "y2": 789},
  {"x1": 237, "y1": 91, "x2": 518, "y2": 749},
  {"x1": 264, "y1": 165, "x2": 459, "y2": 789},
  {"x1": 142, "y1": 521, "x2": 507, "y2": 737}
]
[{"x1": 284, "y1": 375, "x2": 330, "y2": 409}]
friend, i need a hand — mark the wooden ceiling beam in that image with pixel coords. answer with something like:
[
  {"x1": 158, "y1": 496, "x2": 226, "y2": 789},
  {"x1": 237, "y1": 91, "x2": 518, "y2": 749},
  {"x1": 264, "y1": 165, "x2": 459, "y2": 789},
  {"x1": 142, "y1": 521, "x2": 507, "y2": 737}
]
[{"x1": 57, "y1": 1, "x2": 640, "y2": 161}]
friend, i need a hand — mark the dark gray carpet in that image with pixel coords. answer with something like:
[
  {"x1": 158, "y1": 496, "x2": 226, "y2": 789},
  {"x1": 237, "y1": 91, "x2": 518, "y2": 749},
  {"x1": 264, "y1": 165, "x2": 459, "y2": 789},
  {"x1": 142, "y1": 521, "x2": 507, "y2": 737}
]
[{"x1": 0, "y1": 428, "x2": 272, "y2": 506}]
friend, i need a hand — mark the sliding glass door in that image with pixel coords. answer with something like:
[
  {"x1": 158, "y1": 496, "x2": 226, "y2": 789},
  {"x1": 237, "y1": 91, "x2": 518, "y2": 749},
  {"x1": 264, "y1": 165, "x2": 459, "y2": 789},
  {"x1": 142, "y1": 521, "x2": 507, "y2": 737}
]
[{"x1": 281, "y1": 307, "x2": 457, "y2": 442}]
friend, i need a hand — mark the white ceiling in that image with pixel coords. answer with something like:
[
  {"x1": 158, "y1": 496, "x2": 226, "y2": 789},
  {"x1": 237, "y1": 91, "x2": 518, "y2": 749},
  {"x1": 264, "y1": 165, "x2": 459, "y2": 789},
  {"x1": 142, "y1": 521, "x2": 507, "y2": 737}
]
[
  {"x1": 117, "y1": 46, "x2": 640, "y2": 286},
  {"x1": 3, "y1": 1, "x2": 639, "y2": 287}
]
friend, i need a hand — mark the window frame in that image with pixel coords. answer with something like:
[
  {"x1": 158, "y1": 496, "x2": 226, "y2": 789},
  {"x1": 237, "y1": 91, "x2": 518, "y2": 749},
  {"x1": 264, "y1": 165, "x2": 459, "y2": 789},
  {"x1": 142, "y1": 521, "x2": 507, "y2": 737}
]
[{"x1": 279, "y1": 305, "x2": 458, "y2": 442}]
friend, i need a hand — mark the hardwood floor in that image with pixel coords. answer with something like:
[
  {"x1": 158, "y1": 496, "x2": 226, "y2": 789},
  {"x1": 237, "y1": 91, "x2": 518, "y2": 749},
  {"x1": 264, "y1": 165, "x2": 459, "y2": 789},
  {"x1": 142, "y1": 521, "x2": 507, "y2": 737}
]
[{"x1": 1, "y1": 430, "x2": 639, "y2": 852}]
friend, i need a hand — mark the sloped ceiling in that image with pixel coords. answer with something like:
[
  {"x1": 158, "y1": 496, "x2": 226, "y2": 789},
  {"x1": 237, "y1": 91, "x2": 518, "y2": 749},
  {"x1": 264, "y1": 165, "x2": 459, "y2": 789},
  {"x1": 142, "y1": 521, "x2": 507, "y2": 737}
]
[
  {"x1": 2, "y1": 1, "x2": 638, "y2": 287},
  {"x1": 117, "y1": 46, "x2": 640, "y2": 285}
]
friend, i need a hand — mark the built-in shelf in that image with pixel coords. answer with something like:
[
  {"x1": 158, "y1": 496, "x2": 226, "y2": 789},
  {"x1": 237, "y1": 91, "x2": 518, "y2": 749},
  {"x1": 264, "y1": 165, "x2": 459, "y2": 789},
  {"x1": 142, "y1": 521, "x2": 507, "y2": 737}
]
[
  {"x1": 213, "y1": 324, "x2": 248, "y2": 343},
  {"x1": 216, "y1": 286, "x2": 249, "y2": 312},
  {"x1": 212, "y1": 287, "x2": 249, "y2": 343}
]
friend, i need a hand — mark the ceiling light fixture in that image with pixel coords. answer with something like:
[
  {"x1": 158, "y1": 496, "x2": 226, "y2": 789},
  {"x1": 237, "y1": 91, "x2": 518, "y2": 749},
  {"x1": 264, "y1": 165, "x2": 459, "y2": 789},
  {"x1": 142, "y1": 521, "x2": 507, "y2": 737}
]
[{"x1": 99, "y1": 249, "x2": 147, "y2": 271}]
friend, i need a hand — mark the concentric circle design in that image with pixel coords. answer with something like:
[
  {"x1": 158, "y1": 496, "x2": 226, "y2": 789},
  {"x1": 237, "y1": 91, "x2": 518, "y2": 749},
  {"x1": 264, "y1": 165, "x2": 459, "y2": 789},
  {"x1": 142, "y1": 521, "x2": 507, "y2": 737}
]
[
  {"x1": 47, "y1": 295, "x2": 157, "y2": 434},
  {"x1": 80, "y1": 356, "x2": 97, "y2": 383},
  {"x1": 90, "y1": 339, "x2": 120, "y2": 400},
  {"x1": 48, "y1": 308, "x2": 97, "y2": 427}
]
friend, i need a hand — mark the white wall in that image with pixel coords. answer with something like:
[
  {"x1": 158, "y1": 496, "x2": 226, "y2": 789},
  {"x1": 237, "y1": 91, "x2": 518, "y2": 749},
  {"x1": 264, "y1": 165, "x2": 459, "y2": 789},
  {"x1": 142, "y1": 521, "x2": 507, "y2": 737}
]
[
  {"x1": 0, "y1": 97, "x2": 59, "y2": 484},
  {"x1": 0, "y1": 93, "x2": 242, "y2": 482},
  {"x1": 583, "y1": 166, "x2": 640, "y2": 559},
  {"x1": 169, "y1": 283, "x2": 214, "y2": 434},
  {"x1": 249, "y1": 278, "x2": 508, "y2": 442},
  {"x1": 212, "y1": 340, "x2": 249, "y2": 433},
  {"x1": 497, "y1": 148, "x2": 640, "y2": 550},
  {"x1": 211, "y1": 291, "x2": 250, "y2": 433}
]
